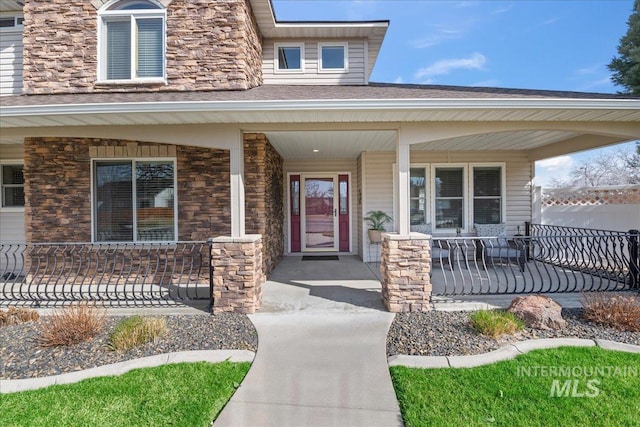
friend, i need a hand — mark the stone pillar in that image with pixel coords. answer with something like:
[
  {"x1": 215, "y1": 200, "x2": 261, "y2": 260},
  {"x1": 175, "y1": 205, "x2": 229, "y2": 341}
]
[
  {"x1": 210, "y1": 235, "x2": 264, "y2": 314},
  {"x1": 380, "y1": 233, "x2": 432, "y2": 312}
]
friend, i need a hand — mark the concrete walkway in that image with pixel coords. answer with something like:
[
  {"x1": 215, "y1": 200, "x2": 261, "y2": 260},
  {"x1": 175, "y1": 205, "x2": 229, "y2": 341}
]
[{"x1": 214, "y1": 256, "x2": 403, "y2": 427}]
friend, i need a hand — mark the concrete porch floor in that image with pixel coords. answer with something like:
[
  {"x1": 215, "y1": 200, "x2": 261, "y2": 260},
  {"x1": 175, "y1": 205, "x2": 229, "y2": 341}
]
[
  {"x1": 260, "y1": 255, "x2": 386, "y2": 313},
  {"x1": 261, "y1": 256, "x2": 586, "y2": 312}
]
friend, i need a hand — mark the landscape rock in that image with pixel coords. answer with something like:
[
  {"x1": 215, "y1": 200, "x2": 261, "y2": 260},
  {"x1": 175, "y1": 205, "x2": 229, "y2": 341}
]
[{"x1": 508, "y1": 295, "x2": 567, "y2": 330}]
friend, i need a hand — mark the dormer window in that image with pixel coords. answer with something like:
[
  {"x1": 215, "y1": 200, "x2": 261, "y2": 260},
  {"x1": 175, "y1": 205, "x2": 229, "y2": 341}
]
[
  {"x1": 319, "y1": 43, "x2": 348, "y2": 72},
  {"x1": 275, "y1": 43, "x2": 304, "y2": 73},
  {"x1": 98, "y1": 0, "x2": 166, "y2": 82}
]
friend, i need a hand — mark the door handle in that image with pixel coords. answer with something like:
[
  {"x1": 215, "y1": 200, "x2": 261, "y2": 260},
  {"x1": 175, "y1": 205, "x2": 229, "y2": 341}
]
[{"x1": 334, "y1": 208, "x2": 337, "y2": 217}]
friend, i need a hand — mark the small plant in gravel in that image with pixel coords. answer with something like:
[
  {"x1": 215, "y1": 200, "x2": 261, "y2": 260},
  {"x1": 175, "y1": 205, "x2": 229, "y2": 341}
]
[
  {"x1": 581, "y1": 293, "x2": 640, "y2": 332},
  {"x1": 39, "y1": 302, "x2": 106, "y2": 347},
  {"x1": 470, "y1": 309, "x2": 525, "y2": 338},
  {"x1": 108, "y1": 315, "x2": 166, "y2": 351},
  {"x1": 0, "y1": 307, "x2": 40, "y2": 327}
]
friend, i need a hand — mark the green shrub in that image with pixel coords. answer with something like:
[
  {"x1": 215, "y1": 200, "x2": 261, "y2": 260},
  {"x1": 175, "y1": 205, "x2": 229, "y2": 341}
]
[
  {"x1": 470, "y1": 310, "x2": 525, "y2": 338},
  {"x1": 108, "y1": 315, "x2": 166, "y2": 351}
]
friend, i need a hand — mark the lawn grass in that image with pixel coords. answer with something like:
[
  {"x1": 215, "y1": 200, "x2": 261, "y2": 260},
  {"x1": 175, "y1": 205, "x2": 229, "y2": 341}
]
[
  {"x1": 0, "y1": 361, "x2": 250, "y2": 427},
  {"x1": 391, "y1": 347, "x2": 640, "y2": 427}
]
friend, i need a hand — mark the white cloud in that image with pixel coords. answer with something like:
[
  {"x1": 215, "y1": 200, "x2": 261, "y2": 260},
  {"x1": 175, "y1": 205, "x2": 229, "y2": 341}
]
[
  {"x1": 411, "y1": 26, "x2": 464, "y2": 49},
  {"x1": 542, "y1": 17, "x2": 558, "y2": 25},
  {"x1": 576, "y1": 64, "x2": 601, "y2": 75},
  {"x1": 491, "y1": 5, "x2": 512, "y2": 15},
  {"x1": 471, "y1": 79, "x2": 500, "y2": 87},
  {"x1": 455, "y1": 1, "x2": 478, "y2": 8},
  {"x1": 393, "y1": 76, "x2": 404, "y2": 84},
  {"x1": 537, "y1": 156, "x2": 574, "y2": 170},
  {"x1": 415, "y1": 53, "x2": 487, "y2": 78},
  {"x1": 580, "y1": 76, "x2": 612, "y2": 91},
  {"x1": 535, "y1": 155, "x2": 575, "y2": 187}
]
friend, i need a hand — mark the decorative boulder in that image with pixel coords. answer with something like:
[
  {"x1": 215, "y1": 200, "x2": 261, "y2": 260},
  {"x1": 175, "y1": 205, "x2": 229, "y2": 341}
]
[{"x1": 508, "y1": 295, "x2": 566, "y2": 330}]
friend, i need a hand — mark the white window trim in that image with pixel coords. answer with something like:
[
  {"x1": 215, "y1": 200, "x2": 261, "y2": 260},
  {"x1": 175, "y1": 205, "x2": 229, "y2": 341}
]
[
  {"x1": 395, "y1": 163, "x2": 508, "y2": 234},
  {"x1": 410, "y1": 163, "x2": 430, "y2": 226},
  {"x1": 90, "y1": 157, "x2": 178, "y2": 243},
  {"x1": 470, "y1": 162, "x2": 507, "y2": 227},
  {"x1": 0, "y1": 14, "x2": 24, "y2": 32},
  {"x1": 274, "y1": 42, "x2": 305, "y2": 74},
  {"x1": 318, "y1": 42, "x2": 349, "y2": 73},
  {"x1": 0, "y1": 160, "x2": 25, "y2": 212},
  {"x1": 96, "y1": 2, "x2": 167, "y2": 84},
  {"x1": 431, "y1": 163, "x2": 468, "y2": 233}
]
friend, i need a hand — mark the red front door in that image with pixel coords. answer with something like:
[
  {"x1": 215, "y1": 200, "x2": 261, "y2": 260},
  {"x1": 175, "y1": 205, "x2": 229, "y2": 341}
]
[{"x1": 290, "y1": 174, "x2": 349, "y2": 252}]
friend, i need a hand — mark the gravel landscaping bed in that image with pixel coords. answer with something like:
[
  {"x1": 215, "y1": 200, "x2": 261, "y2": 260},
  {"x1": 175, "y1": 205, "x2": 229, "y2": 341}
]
[
  {"x1": 0, "y1": 313, "x2": 257, "y2": 380},
  {"x1": 387, "y1": 308, "x2": 640, "y2": 357}
]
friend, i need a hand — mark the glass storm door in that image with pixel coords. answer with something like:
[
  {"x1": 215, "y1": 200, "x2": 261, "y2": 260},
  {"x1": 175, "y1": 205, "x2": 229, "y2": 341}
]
[{"x1": 303, "y1": 177, "x2": 338, "y2": 251}]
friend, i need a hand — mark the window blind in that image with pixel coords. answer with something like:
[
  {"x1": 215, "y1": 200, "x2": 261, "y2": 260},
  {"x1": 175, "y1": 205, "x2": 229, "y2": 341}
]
[
  {"x1": 473, "y1": 167, "x2": 502, "y2": 224},
  {"x1": 136, "y1": 18, "x2": 163, "y2": 78},
  {"x1": 106, "y1": 20, "x2": 131, "y2": 80},
  {"x1": 435, "y1": 167, "x2": 464, "y2": 229},
  {"x1": 95, "y1": 162, "x2": 134, "y2": 241}
]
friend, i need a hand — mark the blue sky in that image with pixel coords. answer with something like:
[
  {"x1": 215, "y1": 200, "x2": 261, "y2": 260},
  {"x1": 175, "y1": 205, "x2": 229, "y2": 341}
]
[{"x1": 271, "y1": 0, "x2": 638, "y2": 186}]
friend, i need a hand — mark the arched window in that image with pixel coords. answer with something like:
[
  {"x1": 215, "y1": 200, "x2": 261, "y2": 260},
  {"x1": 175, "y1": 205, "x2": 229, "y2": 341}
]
[{"x1": 98, "y1": 0, "x2": 166, "y2": 82}]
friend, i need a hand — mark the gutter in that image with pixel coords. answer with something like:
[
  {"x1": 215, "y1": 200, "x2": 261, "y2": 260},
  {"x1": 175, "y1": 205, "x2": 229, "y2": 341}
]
[{"x1": 2, "y1": 98, "x2": 640, "y2": 119}]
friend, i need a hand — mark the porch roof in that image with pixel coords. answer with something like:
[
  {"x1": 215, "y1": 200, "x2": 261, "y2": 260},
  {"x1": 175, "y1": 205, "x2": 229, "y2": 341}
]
[{"x1": 1, "y1": 83, "x2": 639, "y2": 161}]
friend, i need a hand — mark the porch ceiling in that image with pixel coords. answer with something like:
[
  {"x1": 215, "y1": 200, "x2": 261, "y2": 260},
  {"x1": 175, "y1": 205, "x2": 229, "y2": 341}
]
[
  {"x1": 264, "y1": 130, "x2": 395, "y2": 160},
  {"x1": 263, "y1": 129, "x2": 594, "y2": 160}
]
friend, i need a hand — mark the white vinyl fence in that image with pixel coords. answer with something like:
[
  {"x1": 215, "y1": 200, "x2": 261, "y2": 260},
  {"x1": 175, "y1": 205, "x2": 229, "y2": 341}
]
[{"x1": 533, "y1": 185, "x2": 640, "y2": 232}]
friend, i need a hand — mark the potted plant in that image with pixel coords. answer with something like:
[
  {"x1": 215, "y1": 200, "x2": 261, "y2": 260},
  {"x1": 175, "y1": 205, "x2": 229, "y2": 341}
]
[{"x1": 364, "y1": 210, "x2": 393, "y2": 243}]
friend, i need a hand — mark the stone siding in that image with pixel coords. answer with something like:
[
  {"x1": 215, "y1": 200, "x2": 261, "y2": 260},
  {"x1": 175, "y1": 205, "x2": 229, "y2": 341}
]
[
  {"x1": 24, "y1": 138, "x2": 93, "y2": 243},
  {"x1": 22, "y1": 0, "x2": 263, "y2": 94},
  {"x1": 380, "y1": 233, "x2": 432, "y2": 312},
  {"x1": 23, "y1": 137, "x2": 231, "y2": 243},
  {"x1": 244, "y1": 134, "x2": 284, "y2": 275},
  {"x1": 210, "y1": 235, "x2": 264, "y2": 314},
  {"x1": 177, "y1": 146, "x2": 231, "y2": 240}
]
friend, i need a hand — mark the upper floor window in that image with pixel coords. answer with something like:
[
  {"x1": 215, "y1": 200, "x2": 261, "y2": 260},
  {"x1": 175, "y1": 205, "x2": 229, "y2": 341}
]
[
  {"x1": 1, "y1": 163, "x2": 25, "y2": 208},
  {"x1": 319, "y1": 43, "x2": 348, "y2": 72},
  {"x1": 275, "y1": 43, "x2": 304, "y2": 73},
  {"x1": 98, "y1": 0, "x2": 166, "y2": 82}
]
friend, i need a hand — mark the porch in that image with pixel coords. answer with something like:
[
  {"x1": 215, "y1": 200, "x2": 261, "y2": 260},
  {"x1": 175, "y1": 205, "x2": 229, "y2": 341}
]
[{"x1": 1, "y1": 225, "x2": 637, "y2": 310}]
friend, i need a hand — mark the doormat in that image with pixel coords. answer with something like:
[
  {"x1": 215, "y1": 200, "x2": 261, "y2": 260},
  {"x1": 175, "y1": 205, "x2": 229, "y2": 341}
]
[{"x1": 301, "y1": 255, "x2": 339, "y2": 261}]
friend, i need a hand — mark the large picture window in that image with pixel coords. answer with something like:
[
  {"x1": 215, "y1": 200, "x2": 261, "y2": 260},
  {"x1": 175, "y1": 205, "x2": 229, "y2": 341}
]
[
  {"x1": 93, "y1": 159, "x2": 176, "y2": 242},
  {"x1": 99, "y1": 0, "x2": 165, "y2": 81}
]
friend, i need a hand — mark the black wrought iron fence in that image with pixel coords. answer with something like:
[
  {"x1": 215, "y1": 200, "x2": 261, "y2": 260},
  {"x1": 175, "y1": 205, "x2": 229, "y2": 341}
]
[
  {"x1": 0, "y1": 242, "x2": 211, "y2": 307},
  {"x1": 431, "y1": 229, "x2": 639, "y2": 296}
]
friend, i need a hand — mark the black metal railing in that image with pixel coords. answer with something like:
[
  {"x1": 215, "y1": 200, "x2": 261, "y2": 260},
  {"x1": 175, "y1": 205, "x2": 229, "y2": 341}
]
[
  {"x1": 0, "y1": 242, "x2": 211, "y2": 307},
  {"x1": 431, "y1": 230, "x2": 639, "y2": 296}
]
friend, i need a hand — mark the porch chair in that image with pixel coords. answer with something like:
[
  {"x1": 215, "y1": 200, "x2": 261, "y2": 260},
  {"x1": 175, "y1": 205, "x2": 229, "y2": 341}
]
[
  {"x1": 411, "y1": 223, "x2": 455, "y2": 270},
  {"x1": 474, "y1": 223, "x2": 526, "y2": 272}
]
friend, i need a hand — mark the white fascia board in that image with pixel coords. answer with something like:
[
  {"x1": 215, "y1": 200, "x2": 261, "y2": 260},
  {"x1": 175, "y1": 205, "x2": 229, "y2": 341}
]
[{"x1": 2, "y1": 98, "x2": 639, "y2": 119}]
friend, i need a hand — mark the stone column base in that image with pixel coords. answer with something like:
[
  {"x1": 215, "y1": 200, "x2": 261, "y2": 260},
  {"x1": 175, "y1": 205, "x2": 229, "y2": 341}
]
[
  {"x1": 380, "y1": 233, "x2": 432, "y2": 312},
  {"x1": 210, "y1": 235, "x2": 264, "y2": 314}
]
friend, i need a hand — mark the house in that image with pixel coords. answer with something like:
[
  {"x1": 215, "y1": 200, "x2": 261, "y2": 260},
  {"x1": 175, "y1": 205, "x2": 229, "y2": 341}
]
[{"x1": 1, "y1": 0, "x2": 639, "y2": 313}]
